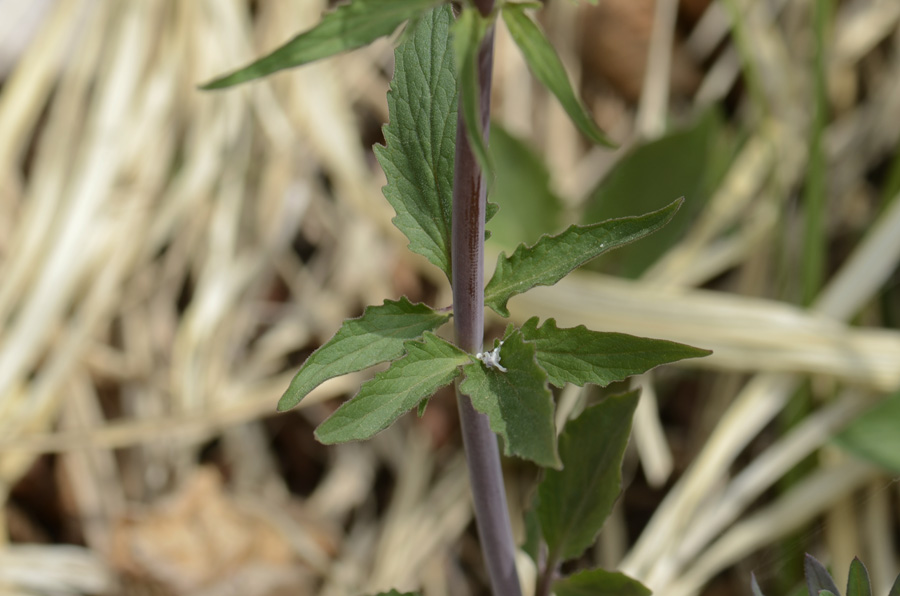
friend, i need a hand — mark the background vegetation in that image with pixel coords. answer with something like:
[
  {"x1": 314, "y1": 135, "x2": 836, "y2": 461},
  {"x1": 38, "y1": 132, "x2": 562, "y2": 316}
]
[{"x1": 0, "y1": 1, "x2": 898, "y2": 595}]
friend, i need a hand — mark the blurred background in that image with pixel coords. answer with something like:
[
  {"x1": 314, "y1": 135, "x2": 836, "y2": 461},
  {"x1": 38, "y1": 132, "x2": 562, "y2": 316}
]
[{"x1": 0, "y1": 0, "x2": 899, "y2": 595}]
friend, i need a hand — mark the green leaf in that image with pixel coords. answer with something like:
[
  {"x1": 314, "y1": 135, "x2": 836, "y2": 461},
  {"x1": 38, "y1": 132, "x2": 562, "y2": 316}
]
[
  {"x1": 501, "y1": 5, "x2": 613, "y2": 147},
  {"x1": 459, "y1": 328, "x2": 560, "y2": 468},
  {"x1": 452, "y1": 7, "x2": 494, "y2": 178},
  {"x1": 846, "y1": 558, "x2": 871, "y2": 596},
  {"x1": 315, "y1": 332, "x2": 469, "y2": 443},
  {"x1": 833, "y1": 388, "x2": 900, "y2": 473},
  {"x1": 552, "y1": 568, "x2": 651, "y2": 596},
  {"x1": 888, "y1": 572, "x2": 900, "y2": 596},
  {"x1": 520, "y1": 317, "x2": 710, "y2": 388},
  {"x1": 537, "y1": 390, "x2": 639, "y2": 562},
  {"x1": 485, "y1": 199, "x2": 682, "y2": 317},
  {"x1": 805, "y1": 554, "x2": 841, "y2": 596},
  {"x1": 582, "y1": 109, "x2": 729, "y2": 278},
  {"x1": 521, "y1": 506, "x2": 542, "y2": 564},
  {"x1": 277, "y1": 298, "x2": 451, "y2": 411},
  {"x1": 486, "y1": 125, "x2": 563, "y2": 248},
  {"x1": 819, "y1": 592, "x2": 838, "y2": 596},
  {"x1": 373, "y1": 5, "x2": 459, "y2": 278},
  {"x1": 201, "y1": 0, "x2": 438, "y2": 89}
]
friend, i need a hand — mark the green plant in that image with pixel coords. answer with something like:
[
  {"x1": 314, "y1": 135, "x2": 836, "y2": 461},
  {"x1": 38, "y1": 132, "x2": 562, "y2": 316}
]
[
  {"x1": 203, "y1": 1, "x2": 708, "y2": 594},
  {"x1": 752, "y1": 554, "x2": 900, "y2": 596}
]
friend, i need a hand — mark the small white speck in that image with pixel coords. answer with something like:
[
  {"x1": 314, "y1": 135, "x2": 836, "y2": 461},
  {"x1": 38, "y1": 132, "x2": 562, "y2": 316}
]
[{"x1": 476, "y1": 340, "x2": 507, "y2": 372}]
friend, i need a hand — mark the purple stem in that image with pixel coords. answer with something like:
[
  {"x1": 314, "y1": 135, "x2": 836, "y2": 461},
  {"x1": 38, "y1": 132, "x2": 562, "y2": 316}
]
[{"x1": 451, "y1": 1, "x2": 522, "y2": 594}]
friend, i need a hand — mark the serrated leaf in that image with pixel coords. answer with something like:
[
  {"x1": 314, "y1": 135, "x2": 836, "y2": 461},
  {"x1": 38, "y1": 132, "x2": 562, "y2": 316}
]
[
  {"x1": 846, "y1": 558, "x2": 871, "y2": 596},
  {"x1": 538, "y1": 390, "x2": 639, "y2": 562},
  {"x1": 202, "y1": 0, "x2": 438, "y2": 89},
  {"x1": 552, "y1": 568, "x2": 651, "y2": 596},
  {"x1": 501, "y1": 5, "x2": 613, "y2": 147},
  {"x1": 452, "y1": 7, "x2": 494, "y2": 178},
  {"x1": 277, "y1": 298, "x2": 450, "y2": 411},
  {"x1": 373, "y1": 5, "x2": 459, "y2": 278},
  {"x1": 485, "y1": 199, "x2": 682, "y2": 317},
  {"x1": 315, "y1": 332, "x2": 469, "y2": 443},
  {"x1": 833, "y1": 388, "x2": 900, "y2": 473},
  {"x1": 459, "y1": 328, "x2": 560, "y2": 468},
  {"x1": 520, "y1": 317, "x2": 710, "y2": 388},
  {"x1": 751, "y1": 573, "x2": 768, "y2": 596},
  {"x1": 806, "y1": 554, "x2": 841, "y2": 596}
]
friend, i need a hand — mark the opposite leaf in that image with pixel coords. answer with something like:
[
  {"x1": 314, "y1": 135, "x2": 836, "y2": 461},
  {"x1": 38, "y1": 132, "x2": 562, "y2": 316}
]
[
  {"x1": 520, "y1": 316, "x2": 710, "y2": 388},
  {"x1": 277, "y1": 298, "x2": 450, "y2": 411},
  {"x1": 202, "y1": 0, "x2": 438, "y2": 89},
  {"x1": 501, "y1": 5, "x2": 614, "y2": 147},
  {"x1": 538, "y1": 390, "x2": 639, "y2": 563},
  {"x1": 806, "y1": 554, "x2": 841, "y2": 596},
  {"x1": 453, "y1": 7, "x2": 494, "y2": 178},
  {"x1": 485, "y1": 199, "x2": 682, "y2": 317},
  {"x1": 374, "y1": 5, "x2": 458, "y2": 278},
  {"x1": 846, "y1": 558, "x2": 872, "y2": 596},
  {"x1": 552, "y1": 568, "x2": 651, "y2": 596},
  {"x1": 315, "y1": 332, "x2": 469, "y2": 443},
  {"x1": 459, "y1": 328, "x2": 560, "y2": 468}
]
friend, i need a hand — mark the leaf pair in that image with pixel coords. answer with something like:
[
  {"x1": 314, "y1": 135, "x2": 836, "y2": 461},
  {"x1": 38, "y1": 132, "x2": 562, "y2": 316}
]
[{"x1": 752, "y1": 554, "x2": 900, "y2": 596}]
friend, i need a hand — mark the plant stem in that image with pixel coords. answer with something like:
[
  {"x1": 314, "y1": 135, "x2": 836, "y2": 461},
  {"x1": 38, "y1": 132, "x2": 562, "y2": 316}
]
[{"x1": 451, "y1": 2, "x2": 522, "y2": 595}]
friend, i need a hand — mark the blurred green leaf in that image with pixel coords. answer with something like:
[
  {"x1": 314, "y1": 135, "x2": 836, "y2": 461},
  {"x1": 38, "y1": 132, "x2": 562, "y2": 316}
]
[
  {"x1": 452, "y1": 7, "x2": 494, "y2": 177},
  {"x1": 521, "y1": 506, "x2": 542, "y2": 564},
  {"x1": 833, "y1": 389, "x2": 900, "y2": 473},
  {"x1": 202, "y1": 0, "x2": 438, "y2": 89},
  {"x1": 888, "y1": 573, "x2": 900, "y2": 596},
  {"x1": 315, "y1": 332, "x2": 469, "y2": 443},
  {"x1": 553, "y1": 568, "x2": 651, "y2": 596},
  {"x1": 277, "y1": 297, "x2": 451, "y2": 411},
  {"x1": 846, "y1": 558, "x2": 871, "y2": 596},
  {"x1": 486, "y1": 125, "x2": 563, "y2": 248},
  {"x1": 501, "y1": 5, "x2": 614, "y2": 146},
  {"x1": 582, "y1": 109, "x2": 730, "y2": 277},
  {"x1": 485, "y1": 199, "x2": 682, "y2": 317},
  {"x1": 459, "y1": 328, "x2": 560, "y2": 468},
  {"x1": 520, "y1": 316, "x2": 710, "y2": 388},
  {"x1": 537, "y1": 390, "x2": 639, "y2": 562},
  {"x1": 374, "y1": 5, "x2": 458, "y2": 278},
  {"x1": 805, "y1": 554, "x2": 841, "y2": 596}
]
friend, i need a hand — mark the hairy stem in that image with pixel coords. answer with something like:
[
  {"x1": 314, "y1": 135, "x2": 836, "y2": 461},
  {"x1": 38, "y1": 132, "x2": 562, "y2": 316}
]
[{"x1": 452, "y1": 2, "x2": 522, "y2": 595}]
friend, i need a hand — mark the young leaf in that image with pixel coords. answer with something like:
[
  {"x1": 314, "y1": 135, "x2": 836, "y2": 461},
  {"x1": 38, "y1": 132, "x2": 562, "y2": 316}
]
[
  {"x1": 501, "y1": 5, "x2": 614, "y2": 147},
  {"x1": 202, "y1": 0, "x2": 438, "y2": 89},
  {"x1": 459, "y1": 328, "x2": 560, "y2": 468},
  {"x1": 452, "y1": 7, "x2": 494, "y2": 178},
  {"x1": 374, "y1": 5, "x2": 459, "y2": 278},
  {"x1": 805, "y1": 554, "x2": 841, "y2": 596},
  {"x1": 485, "y1": 199, "x2": 682, "y2": 317},
  {"x1": 520, "y1": 317, "x2": 710, "y2": 388},
  {"x1": 315, "y1": 332, "x2": 469, "y2": 443},
  {"x1": 277, "y1": 298, "x2": 450, "y2": 411},
  {"x1": 846, "y1": 558, "x2": 872, "y2": 596},
  {"x1": 537, "y1": 390, "x2": 639, "y2": 562},
  {"x1": 552, "y1": 568, "x2": 651, "y2": 596}
]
